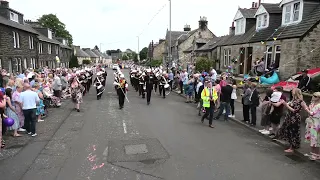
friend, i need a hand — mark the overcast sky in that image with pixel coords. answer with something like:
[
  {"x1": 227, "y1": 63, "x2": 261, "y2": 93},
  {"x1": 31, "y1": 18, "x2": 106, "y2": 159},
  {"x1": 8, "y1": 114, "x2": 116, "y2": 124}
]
[{"x1": 11, "y1": 0, "x2": 280, "y2": 53}]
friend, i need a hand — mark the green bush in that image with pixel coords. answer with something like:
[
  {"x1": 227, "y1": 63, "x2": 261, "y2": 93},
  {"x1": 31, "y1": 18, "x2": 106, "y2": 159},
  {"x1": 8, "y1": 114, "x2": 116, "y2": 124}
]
[
  {"x1": 82, "y1": 59, "x2": 91, "y2": 65},
  {"x1": 69, "y1": 54, "x2": 79, "y2": 68},
  {"x1": 195, "y1": 57, "x2": 211, "y2": 72}
]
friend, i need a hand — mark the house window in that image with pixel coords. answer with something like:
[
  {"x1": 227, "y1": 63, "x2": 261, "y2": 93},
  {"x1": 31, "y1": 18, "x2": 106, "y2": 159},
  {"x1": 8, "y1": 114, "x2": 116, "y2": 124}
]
[
  {"x1": 30, "y1": 58, "x2": 36, "y2": 69},
  {"x1": 10, "y1": 12, "x2": 18, "y2": 22},
  {"x1": 48, "y1": 29, "x2": 52, "y2": 39},
  {"x1": 293, "y1": 2, "x2": 300, "y2": 21},
  {"x1": 223, "y1": 50, "x2": 227, "y2": 67},
  {"x1": 23, "y1": 58, "x2": 27, "y2": 69},
  {"x1": 273, "y1": 45, "x2": 281, "y2": 69},
  {"x1": 55, "y1": 45, "x2": 59, "y2": 54},
  {"x1": 228, "y1": 49, "x2": 231, "y2": 65},
  {"x1": 29, "y1": 36, "x2": 34, "y2": 49},
  {"x1": 265, "y1": 46, "x2": 273, "y2": 69},
  {"x1": 235, "y1": 18, "x2": 245, "y2": 35},
  {"x1": 257, "y1": 16, "x2": 262, "y2": 27},
  {"x1": 12, "y1": 58, "x2": 18, "y2": 73},
  {"x1": 283, "y1": 1, "x2": 302, "y2": 25},
  {"x1": 0, "y1": 58, "x2": 2, "y2": 69},
  {"x1": 13, "y1": 31, "x2": 20, "y2": 48},
  {"x1": 263, "y1": 14, "x2": 268, "y2": 26},
  {"x1": 48, "y1": 44, "x2": 52, "y2": 54}
]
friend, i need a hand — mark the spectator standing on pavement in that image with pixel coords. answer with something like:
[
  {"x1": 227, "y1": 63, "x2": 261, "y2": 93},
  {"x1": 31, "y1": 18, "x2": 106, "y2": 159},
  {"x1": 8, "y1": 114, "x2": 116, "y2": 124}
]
[
  {"x1": 229, "y1": 80, "x2": 237, "y2": 118},
  {"x1": 168, "y1": 71, "x2": 174, "y2": 91},
  {"x1": 269, "y1": 86, "x2": 286, "y2": 139},
  {"x1": 196, "y1": 77, "x2": 204, "y2": 116},
  {"x1": 277, "y1": 88, "x2": 303, "y2": 153},
  {"x1": 201, "y1": 81, "x2": 218, "y2": 128},
  {"x1": 210, "y1": 67, "x2": 217, "y2": 83},
  {"x1": 214, "y1": 79, "x2": 221, "y2": 112},
  {"x1": 0, "y1": 92, "x2": 6, "y2": 149},
  {"x1": 254, "y1": 58, "x2": 265, "y2": 76},
  {"x1": 304, "y1": 92, "x2": 320, "y2": 160},
  {"x1": 5, "y1": 88, "x2": 21, "y2": 137},
  {"x1": 259, "y1": 88, "x2": 273, "y2": 135},
  {"x1": 19, "y1": 83, "x2": 40, "y2": 137},
  {"x1": 186, "y1": 75, "x2": 194, "y2": 103},
  {"x1": 214, "y1": 79, "x2": 233, "y2": 121},
  {"x1": 242, "y1": 83, "x2": 251, "y2": 123},
  {"x1": 249, "y1": 83, "x2": 260, "y2": 126}
]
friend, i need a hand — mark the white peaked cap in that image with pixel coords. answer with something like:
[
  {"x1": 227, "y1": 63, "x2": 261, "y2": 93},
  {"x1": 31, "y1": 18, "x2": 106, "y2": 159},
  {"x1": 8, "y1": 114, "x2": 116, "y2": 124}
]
[
  {"x1": 97, "y1": 72, "x2": 102, "y2": 76},
  {"x1": 120, "y1": 74, "x2": 124, "y2": 78},
  {"x1": 142, "y1": 72, "x2": 146, "y2": 76},
  {"x1": 146, "y1": 69, "x2": 151, "y2": 73},
  {"x1": 139, "y1": 71, "x2": 142, "y2": 74},
  {"x1": 163, "y1": 71, "x2": 167, "y2": 74},
  {"x1": 132, "y1": 70, "x2": 137, "y2": 73}
]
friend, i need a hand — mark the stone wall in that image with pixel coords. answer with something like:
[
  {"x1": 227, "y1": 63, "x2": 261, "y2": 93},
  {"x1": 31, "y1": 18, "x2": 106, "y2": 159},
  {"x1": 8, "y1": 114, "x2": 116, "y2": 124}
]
[
  {"x1": 297, "y1": 23, "x2": 320, "y2": 72},
  {"x1": 153, "y1": 41, "x2": 165, "y2": 60},
  {"x1": 277, "y1": 38, "x2": 300, "y2": 79}
]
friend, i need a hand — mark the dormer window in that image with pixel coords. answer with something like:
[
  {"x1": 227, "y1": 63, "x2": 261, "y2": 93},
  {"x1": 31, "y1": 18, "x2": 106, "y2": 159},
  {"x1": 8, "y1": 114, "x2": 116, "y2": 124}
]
[
  {"x1": 48, "y1": 29, "x2": 52, "y2": 39},
  {"x1": 235, "y1": 18, "x2": 245, "y2": 35},
  {"x1": 256, "y1": 14, "x2": 268, "y2": 29},
  {"x1": 10, "y1": 12, "x2": 18, "y2": 22},
  {"x1": 282, "y1": 1, "x2": 303, "y2": 25}
]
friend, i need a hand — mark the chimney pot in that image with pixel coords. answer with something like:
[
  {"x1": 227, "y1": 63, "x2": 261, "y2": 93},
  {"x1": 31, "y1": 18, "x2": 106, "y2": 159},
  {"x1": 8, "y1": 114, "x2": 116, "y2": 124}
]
[
  {"x1": 252, "y1": 2, "x2": 255, "y2": 8},
  {"x1": 0, "y1": 1, "x2": 9, "y2": 8}
]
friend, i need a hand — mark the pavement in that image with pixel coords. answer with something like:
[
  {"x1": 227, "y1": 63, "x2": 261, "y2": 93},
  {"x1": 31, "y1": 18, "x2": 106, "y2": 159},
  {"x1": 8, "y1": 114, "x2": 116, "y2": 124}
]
[{"x1": 0, "y1": 69, "x2": 320, "y2": 180}]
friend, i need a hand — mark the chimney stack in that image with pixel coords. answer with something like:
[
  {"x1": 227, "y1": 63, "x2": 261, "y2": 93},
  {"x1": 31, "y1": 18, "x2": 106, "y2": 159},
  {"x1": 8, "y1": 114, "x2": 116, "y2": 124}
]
[
  {"x1": 252, "y1": 2, "x2": 255, "y2": 8},
  {"x1": 159, "y1": 39, "x2": 165, "y2": 44},
  {"x1": 258, "y1": 0, "x2": 261, "y2": 7},
  {"x1": 229, "y1": 22, "x2": 235, "y2": 36},
  {"x1": 0, "y1": 1, "x2": 9, "y2": 8},
  {"x1": 198, "y1": 16, "x2": 208, "y2": 30},
  {"x1": 184, "y1": 24, "x2": 191, "y2": 31}
]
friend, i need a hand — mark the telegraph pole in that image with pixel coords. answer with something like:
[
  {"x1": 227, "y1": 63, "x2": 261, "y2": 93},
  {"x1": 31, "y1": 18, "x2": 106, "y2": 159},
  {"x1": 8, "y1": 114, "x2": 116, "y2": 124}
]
[{"x1": 168, "y1": 0, "x2": 172, "y2": 72}]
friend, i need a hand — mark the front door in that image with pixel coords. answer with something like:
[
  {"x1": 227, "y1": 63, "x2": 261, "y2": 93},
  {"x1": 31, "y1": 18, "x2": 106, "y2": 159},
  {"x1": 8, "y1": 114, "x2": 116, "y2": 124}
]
[
  {"x1": 239, "y1": 48, "x2": 245, "y2": 74},
  {"x1": 246, "y1": 47, "x2": 253, "y2": 74}
]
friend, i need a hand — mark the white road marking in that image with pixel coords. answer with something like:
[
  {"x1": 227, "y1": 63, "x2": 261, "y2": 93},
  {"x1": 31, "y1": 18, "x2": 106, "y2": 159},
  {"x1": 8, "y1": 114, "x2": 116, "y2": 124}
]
[
  {"x1": 136, "y1": 174, "x2": 141, "y2": 180},
  {"x1": 122, "y1": 120, "x2": 127, "y2": 134},
  {"x1": 102, "y1": 147, "x2": 108, "y2": 160}
]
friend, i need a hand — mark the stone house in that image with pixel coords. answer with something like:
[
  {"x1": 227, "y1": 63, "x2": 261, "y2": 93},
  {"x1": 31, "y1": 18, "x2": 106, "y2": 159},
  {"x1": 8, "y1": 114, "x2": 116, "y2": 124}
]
[
  {"x1": 31, "y1": 26, "x2": 62, "y2": 69},
  {"x1": 92, "y1": 49, "x2": 106, "y2": 64},
  {"x1": 83, "y1": 48, "x2": 99, "y2": 63},
  {"x1": 74, "y1": 46, "x2": 90, "y2": 65},
  {"x1": 172, "y1": 17, "x2": 216, "y2": 68},
  {"x1": 55, "y1": 37, "x2": 72, "y2": 68},
  {"x1": 153, "y1": 39, "x2": 166, "y2": 61},
  {"x1": 214, "y1": 0, "x2": 320, "y2": 79},
  {"x1": 0, "y1": 1, "x2": 39, "y2": 72}
]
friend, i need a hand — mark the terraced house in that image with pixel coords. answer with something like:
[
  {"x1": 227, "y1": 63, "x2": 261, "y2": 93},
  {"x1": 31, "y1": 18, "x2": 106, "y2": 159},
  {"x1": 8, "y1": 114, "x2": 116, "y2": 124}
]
[{"x1": 0, "y1": 1, "x2": 38, "y2": 72}]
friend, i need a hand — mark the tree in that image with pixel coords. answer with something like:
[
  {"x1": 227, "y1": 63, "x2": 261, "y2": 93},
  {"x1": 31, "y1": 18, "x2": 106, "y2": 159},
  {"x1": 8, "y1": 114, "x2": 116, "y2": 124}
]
[
  {"x1": 139, "y1": 47, "x2": 148, "y2": 60},
  {"x1": 38, "y1": 14, "x2": 73, "y2": 45},
  {"x1": 195, "y1": 57, "x2": 212, "y2": 72},
  {"x1": 132, "y1": 52, "x2": 138, "y2": 62},
  {"x1": 122, "y1": 55, "x2": 129, "y2": 60},
  {"x1": 94, "y1": 45, "x2": 99, "y2": 50},
  {"x1": 69, "y1": 54, "x2": 79, "y2": 68}
]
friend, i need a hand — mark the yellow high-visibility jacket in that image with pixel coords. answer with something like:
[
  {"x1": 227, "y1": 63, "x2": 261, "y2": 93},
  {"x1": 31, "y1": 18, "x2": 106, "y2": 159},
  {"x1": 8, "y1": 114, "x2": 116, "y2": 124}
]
[{"x1": 201, "y1": 87, "x2": 218, "y2": 108}]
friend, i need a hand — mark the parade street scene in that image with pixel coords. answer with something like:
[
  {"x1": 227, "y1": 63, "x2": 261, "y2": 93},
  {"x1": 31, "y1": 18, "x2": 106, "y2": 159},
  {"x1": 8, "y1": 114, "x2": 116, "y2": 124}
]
[{"x1": 1, "y1": 0, "x2": 320, "y2": 180}]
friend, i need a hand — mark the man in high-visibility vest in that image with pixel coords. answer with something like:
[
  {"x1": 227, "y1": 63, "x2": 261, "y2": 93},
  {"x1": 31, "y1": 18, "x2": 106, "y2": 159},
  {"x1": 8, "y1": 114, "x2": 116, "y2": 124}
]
[{"x1": 201, "y1": 81, "x2": 218, "y2": 128}]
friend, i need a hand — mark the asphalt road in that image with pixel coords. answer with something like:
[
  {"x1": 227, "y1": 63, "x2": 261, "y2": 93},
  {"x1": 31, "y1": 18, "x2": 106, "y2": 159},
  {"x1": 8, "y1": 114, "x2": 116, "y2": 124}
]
[{"x1": 1, "y1": 69, "x2": 320, "y2": 180}]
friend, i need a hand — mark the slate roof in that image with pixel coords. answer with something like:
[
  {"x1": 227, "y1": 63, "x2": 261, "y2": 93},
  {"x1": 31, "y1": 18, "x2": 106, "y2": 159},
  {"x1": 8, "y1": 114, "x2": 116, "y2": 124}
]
[
  {"x1": 0, "y1": 16, "x2": 38, "y2": 34},
  {"x1": 36, "y1": 30, "x2": 61, "y2": 45},
  {"x1": 183, "y1": 46, "x2": 193, "y2": 53},
  {"x1": 220, "y1": 25, "x2": 256, "y2": 46},
  {"x1": 273, "y1": 4, "x2": 320, "y2": 40},
  {"x1": 166, "y1": 30, "x2": 190, "y2": 47},
  {"x1": 82, "y1": 48, "x2": 98, "y2": 58},
  {"x1": 59, "y1": 43, "x2": 72, "y2": 49},
  {"x1": 102, "y1": 53, "x2": 109, "y2": 58},
  {"x1": 92, "y1": 49, "x2": 104, "y2": 57},
  {"x1": 261, "y1": 3, "x2": 282, "y2": 14},
  {"x1": 74, "y1": 46, "x2": 90, "y2": 57},
  {"x1": 239, "y1": 8, "x2": 257, "y2": 18},
  {"x1": 196, "y1": 36, "x2": 230, "y2": 51}
]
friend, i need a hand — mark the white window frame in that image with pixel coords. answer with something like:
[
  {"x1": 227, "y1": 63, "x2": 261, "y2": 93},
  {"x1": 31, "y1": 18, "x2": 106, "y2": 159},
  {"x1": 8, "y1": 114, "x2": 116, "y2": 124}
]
[
  {"x1": 223, "y1": 50, "x2": 227, "y2": 67},
  {"x1": 0, "y1": 58, "x2": 2, "y2": 69},
  {"x1": 265, "y1": 46, "x2": 273, "y2": 69},
  {"x1": 256, "y1": 13, "x2": 269, "y2": 30},
  {"x1": 257, "y1": 16, "x2": 262, "y2": 28},
  {"x1": 23, "y1": 58, "x2": 27, "y2": 69},
  {"x1": 228, "y1": 49, "x2": 231, "y2": 65},
  {"x1": 282, "y1": 1, "x2": 303, "y2": 26},
  {"x1": 48, "y1": 29, "x2": 52, "y2": 39},
  {"x1": 10, "y1": 12, "x2": 18, "y2": 22},
  {"x1": 235, "y1": 18, "x2": 245, "y2": 35},
  {"x1": 29, "y1": 36, "x2": 34, "y2": 49},
  {"x1": 39, "y1": 43, "x2": 43, "y2": 54},
  {"x1": 48, "y1": 44, "x2": 52, "y2": 54},
  {"x1": 13, "y1": 31, "x2": 20, "y2": 48},
  {"x1": 273, "y1": 45, "x2": 281, "y2": 69},
  {"x1": 55, "y1": 45, "x2": 59, "y2": 55}
]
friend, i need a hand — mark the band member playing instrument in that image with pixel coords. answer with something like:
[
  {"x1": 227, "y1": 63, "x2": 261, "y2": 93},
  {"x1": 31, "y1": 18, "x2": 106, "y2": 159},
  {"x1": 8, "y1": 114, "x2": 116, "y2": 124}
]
[
  {"x1": 145, "y1": 69, "x2": 155, "y2": 105},
  {"x1": 117, "y1": 74, "x2": 128, "y2": 109},
  {"x1": 159, "y1": 72, "x2": 167, "y2": 99},
  {"x1": 94, "y1": 71, "x2": 105, "y2": 100},
  {"x1": 139, "y1": 72, "x2": 146, "y2": 99}
]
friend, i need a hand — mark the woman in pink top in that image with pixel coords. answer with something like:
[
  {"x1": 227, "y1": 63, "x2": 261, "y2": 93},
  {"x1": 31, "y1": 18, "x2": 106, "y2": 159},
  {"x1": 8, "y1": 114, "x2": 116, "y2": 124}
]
[{"x1": 214, "y1": 79, "x2": 221, "y2": 112}]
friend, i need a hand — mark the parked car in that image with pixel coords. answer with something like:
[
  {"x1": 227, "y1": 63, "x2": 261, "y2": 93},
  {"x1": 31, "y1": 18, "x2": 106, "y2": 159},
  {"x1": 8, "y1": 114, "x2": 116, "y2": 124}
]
[
  {"x1": 271, "y1": 68, "x2": 320, "y2": 92},
  {"x1": 112, "y1": 64, "x2": 119, "y2": 70}
]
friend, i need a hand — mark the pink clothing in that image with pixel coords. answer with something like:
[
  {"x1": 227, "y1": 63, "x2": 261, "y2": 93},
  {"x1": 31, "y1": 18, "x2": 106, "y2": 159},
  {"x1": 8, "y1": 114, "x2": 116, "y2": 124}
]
[
  {"x1": 12, "y1": 91, "x2": 24, "y2": 128},
  {"x1": 219, "y1": 80, "x2": 227, "y2": 87},
  {"x1": 214, "y1": 84, "x2": 221, "y2": 94}
]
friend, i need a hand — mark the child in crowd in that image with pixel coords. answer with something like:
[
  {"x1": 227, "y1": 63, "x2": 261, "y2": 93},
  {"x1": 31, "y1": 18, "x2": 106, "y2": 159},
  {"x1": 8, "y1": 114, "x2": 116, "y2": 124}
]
[{"x1": 268, "y1": 87, "x2": 282, "y2": 114}]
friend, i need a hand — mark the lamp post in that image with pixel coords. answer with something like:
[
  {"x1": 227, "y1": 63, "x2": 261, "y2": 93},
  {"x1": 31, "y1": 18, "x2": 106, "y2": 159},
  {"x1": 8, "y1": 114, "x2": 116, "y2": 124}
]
[{"x1": 137, "y1": 36, "x2": 140, "y2": 65}]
